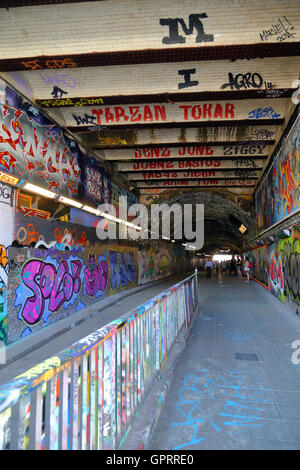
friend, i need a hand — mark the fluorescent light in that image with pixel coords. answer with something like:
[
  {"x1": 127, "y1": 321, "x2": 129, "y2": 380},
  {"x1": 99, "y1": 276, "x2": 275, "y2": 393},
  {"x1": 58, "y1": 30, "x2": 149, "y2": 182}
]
[
  {"x1": 58, "y1": 196, "x2": 83, "y2": 208},
  {"x1": 172, "y1": 240, "x2": 175, "y2": 243},
  {"x1": 100, "y1": 212, "x2": 118, "y2": 221},
  {"x1": 0, "y1": 171, "x2": 20, "y2": 186},
  {"x1": 23, "y1": 182, "x2": 57, "y2": 199},
  {"x1": 82, "y1": 205, "x2": 101, "y2": 216}
]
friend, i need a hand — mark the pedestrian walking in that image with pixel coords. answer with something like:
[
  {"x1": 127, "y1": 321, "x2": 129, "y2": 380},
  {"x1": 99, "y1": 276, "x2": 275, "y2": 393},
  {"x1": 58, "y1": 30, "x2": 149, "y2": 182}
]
[
  {"x1": 236, "y1": 257, "x2": 242, "y2": 278},
  {"x1": 244, "y1": 257, "x2": 251, "y2": 282},
  {"x1": 205, "y1": 258, "x2": 213, "y2": 279}
]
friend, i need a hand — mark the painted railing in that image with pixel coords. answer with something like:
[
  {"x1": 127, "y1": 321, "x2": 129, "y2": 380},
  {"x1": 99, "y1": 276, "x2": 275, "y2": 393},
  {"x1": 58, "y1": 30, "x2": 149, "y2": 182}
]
[{"x1": 0, "y1": 274, "x2": 197, "y2": 450}]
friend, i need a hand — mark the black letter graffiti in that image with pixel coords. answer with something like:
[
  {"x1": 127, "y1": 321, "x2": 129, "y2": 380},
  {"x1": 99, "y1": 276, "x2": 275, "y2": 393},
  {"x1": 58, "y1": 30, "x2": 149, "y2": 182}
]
[
  {"x1": 159, "y1": 13, "x2": 214, "y2": 44},
  {"x1": 178, "y1": 69, "x2": 199, "y2": 89},
  {"x1": 221, "y1": 73, "x2": 263, "y2": 91},
  {"x1": 51, "y1": 86, "x2": 68, "y2": 99}
]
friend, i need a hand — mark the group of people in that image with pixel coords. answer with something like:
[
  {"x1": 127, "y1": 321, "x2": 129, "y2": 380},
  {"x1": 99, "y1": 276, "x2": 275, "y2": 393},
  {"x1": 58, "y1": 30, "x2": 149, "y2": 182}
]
[{"x1": 204, "y1": 256, "x2": 252, "y2": 282}]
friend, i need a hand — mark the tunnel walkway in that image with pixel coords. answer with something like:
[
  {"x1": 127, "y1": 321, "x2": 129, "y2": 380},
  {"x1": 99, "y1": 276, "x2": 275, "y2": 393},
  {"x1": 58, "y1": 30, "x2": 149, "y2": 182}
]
[{"x1": 149, "y1": 274, "x2": 300, "y2": 450}]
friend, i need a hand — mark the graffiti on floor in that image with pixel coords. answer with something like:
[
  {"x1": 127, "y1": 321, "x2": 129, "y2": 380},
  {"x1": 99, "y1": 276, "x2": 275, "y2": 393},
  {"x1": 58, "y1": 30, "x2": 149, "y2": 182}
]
[
  {"x1": 171, "y1": 368, "x2": 271, "y2": 450},
  {"x1": 224, "y1": 331, "x2": 253, "y2": 342}
]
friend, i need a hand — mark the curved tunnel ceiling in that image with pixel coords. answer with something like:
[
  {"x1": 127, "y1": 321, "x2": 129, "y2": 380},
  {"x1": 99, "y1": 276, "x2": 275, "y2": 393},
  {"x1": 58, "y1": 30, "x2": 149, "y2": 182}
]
[{"x1": 166, "y1": 191, "x2": 256, "y2": 253}]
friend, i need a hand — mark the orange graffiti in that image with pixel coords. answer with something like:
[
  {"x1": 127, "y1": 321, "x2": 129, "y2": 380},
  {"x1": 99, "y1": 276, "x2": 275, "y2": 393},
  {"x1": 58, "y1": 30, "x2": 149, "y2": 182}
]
[
  {"x1": 0, "y1": 246, "x2": 8, "y2": 269},
  {"x1": 279, "y1": 150, "x2": 300, "y2": 214},
  {"x1": 21, "y1": 58, "x2": 77, "y2": 70}
]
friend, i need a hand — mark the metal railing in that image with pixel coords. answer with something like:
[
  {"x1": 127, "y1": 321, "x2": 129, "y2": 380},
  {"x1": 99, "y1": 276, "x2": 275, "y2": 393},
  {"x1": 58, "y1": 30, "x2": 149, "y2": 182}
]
[{"x1": 0, "y1": 274, "x2": 198, "y2": 450}]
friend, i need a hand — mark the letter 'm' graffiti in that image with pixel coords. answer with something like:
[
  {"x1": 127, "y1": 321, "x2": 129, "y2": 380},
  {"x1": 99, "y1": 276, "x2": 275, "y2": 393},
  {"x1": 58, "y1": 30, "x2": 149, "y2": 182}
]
[{"x1": 159, "y1": 13, "x2": 214, "y2": 44}]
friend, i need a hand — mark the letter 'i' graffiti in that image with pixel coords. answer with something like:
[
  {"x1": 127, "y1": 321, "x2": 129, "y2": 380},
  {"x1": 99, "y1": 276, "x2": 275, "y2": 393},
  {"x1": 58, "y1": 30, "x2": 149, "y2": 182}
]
[{"x1": 21, "y1": 259, "x2": 83, "y2": 324}]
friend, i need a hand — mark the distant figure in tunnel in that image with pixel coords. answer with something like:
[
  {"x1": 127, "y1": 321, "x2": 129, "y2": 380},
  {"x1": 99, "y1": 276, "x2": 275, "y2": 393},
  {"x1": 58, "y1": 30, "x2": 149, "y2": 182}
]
[
  {"x1": 236, "y1": 257, "x2": 242, "y2": 278},
  {"x1": 229, "y1": 257, "x2": 236, "y2": 275},
  {"x1": 221, "y1": 260, "x2": 227, "y2": 276},
  {"x1": 214, "y1": 260, "x2": 220, "y2": 277},
  {"x1": 244, "y1": 257, "x2": 251, "y2": 282},
  {"x1": 205, "y1": 258, "x2": 213, "y2": 279}
]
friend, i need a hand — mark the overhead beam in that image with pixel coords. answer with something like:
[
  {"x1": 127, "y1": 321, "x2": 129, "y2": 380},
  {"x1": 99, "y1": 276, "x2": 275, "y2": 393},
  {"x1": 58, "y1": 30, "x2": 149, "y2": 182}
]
[
  {"x1": 136, "y1": 178, "x2": 257, "y2": 188},
  {"x1": 34, "y1": 89, "x2": 293, "y2": 108},
  {"x1": 52, "y1": 99, "x2": 288, "y2": 128},
  {"x1": 82, "y1": 125, "x2": 278, "y2": 148},
  {"x1": 138, "y1": 187, "x2": 254, "y2": 195},
  {"x1": 127, "y1": 169, "x2": 260, "y2": 181},
  {"x1": 4, "y1": 56, "x2": 299, "y2": 101},
  {"x1": 0, "y1": 0, "x2": 102, "y2": 7},
  {"x1": 101, "y1": 143, "x2": 270, "y2": 160},
  {"x1": 0, "y1": 0, "x2": 299, "y2": 67},
  {"x1": 117, "y1": 159, "x2": 265, "y2": 172}
]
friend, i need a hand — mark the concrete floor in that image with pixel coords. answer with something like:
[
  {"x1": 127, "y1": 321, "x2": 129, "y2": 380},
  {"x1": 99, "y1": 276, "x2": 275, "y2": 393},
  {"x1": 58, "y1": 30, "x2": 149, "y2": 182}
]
[{"x1": 149, "y1": 273, "x2": 300, "y2": 450}]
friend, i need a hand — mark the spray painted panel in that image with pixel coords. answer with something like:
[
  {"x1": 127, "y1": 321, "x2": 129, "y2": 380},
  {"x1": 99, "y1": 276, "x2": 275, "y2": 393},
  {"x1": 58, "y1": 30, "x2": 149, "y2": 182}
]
[
  {"x1": 249, "y1": 229, "x2": 300, "y2": 313},
  {"x1": 0, "y1": 184, "x2": 15, "y2": 344},
  {"x1": 0, "y1": 78, "x2": 119, "y2": 207},
  {"x1": 7, "y1": 242, "x2": 138, "y2": 344},
  {"x1": 256, "y1": 111, "x2": 300, "y2": 231},
  {"x1": 138, "y1": 245, "x2": 174, "y2": 285}
]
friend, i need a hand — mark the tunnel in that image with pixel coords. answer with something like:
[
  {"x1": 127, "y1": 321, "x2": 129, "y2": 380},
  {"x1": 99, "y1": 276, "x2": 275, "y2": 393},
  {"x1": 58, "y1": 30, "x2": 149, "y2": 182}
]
[{"x1": 0, "y1": 0, "x2": 299, "y2": 453}]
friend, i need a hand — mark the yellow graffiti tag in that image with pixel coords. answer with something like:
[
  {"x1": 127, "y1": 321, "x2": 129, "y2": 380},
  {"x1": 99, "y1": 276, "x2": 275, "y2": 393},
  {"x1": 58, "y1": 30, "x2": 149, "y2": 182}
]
[{"x1": 16, "y1": 357, "x2": 61, "y2": 381}]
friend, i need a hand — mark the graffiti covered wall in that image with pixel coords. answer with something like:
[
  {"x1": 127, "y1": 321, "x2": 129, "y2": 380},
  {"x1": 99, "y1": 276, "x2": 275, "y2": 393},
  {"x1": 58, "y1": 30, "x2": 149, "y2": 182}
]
[
  {"x1": 0, "y1": 78, "x2": 114, "y2": 206},
  {"x1": 0, "y1": 79, "x2": 191, "y2": 345},
  {"x1": 1, "y1": 211, "x2": 192, "y2": 344},
  {"x1": 7, "y1": 242, "x2": 138, "y2": 344},
  {"x1": 138, "y1": 243, "x2": 191, "y2": 285},
  {"x1": 248, "y1": 229, "x2": 300, "y2": 313},
  {"x1": 0, "y1": 183, "x2": 15, "y2": 344},
  {"x1": 255, "y1": 111, "x2": 300, "y2": 231}
]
